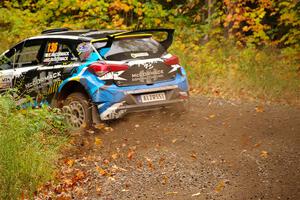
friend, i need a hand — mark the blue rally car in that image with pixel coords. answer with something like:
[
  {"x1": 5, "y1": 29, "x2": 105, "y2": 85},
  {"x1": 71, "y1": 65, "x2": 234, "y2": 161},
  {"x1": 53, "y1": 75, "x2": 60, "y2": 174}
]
[{"x1": 0, "y1": 28, "x2": 189, "y2": 128}]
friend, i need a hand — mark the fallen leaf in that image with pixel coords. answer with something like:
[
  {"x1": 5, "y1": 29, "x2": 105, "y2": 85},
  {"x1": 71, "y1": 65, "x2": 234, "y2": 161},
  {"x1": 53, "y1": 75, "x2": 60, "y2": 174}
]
[
  {"x1": 209, "y1": 114, "x2": 215, "y2": 118},
  {"x1": 211, "y1": 160, "x2": 217, "y2": 164},
  {"x1": 165, "y1": 191, "x2": 178, "y2": 195},
  {"x1": 215, "y1": 180, "x2": 225, "y2": 193},
  {"x1": 146, "y1": 157, "x2": 154, "y2": 170},
  {"x1": 65, "y1": 159, "x2": 75, "y2": 167},
  {"x1": 94, "y1": 123, "x2": 106, "y2": 130},
  {"x1": 254, "y1": 143, "x2": 261, "y2": 148},
  {"x1": 74, "y1": 187, "x2": 84, "y2": 196},
  {"x1": 96, "y1": 166, "x2": 107, "y2": 176},
  {"x1": 162, "y1": 175, "x2": 168, "y2": 185},
  {"x1": 86, "y1": 129, "x2": 94, "y2": 134},
  {"x1": 191, "y1": 192, "x2": 201, "y2": 197},
  {"x1": 130, "y1": 145, "x2": 137, "y2": 150},
  {"x1": 63, "y1": 178, "x2": 73, "y2": 187},
  {"x1": 96, "y1": 186, "x2": 102, "y2": 195},
  {"x1": 111, "y1": 165, "x2": 127, "y2": 172},
  {"x1": 255, "y1": 106, "x2": 264, "y2": 113},
  {"x1": 95, "y1": 137, "x2": 103, "y2": 146},
  {"x1": 260, "y1": 150, "x2": 268, "y2": 158},
  {"x1": 53, "y1": 183, "x2": 62, "y2": 194},
  {"x1": 127, "y1": 150, "x2": 135, "y2": 160},
  {"x1": 73, "y1": 170, "x2": 85, "y2": 182},
  {"x1": 111, "y1": 153, "x2": 118, "y2": 160},
  {"x1": 191, "y1": 153, "x2": 197, "y2": 160},
  {"x1": 104, "y1": 126, "x2": 114, "y2": 132},
  {"x1": 57, "y1": 196, "x2": 72, "y2": 200}
]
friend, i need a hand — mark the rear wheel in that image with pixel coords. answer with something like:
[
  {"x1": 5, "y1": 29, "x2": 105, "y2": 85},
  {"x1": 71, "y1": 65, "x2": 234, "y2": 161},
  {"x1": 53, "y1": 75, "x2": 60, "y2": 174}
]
[{"x1": 62, "y1": 92, "x2": 92, "y2": 129}]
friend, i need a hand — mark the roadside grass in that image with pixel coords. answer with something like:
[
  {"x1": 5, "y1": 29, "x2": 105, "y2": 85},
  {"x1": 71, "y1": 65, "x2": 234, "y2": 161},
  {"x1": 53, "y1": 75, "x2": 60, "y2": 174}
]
[
  {"x1": 172, "y1": 40, "x2": 300, "y2": 105},
  {"x1": 0, "y1": 94, "x2": 68, "y2": 200}
]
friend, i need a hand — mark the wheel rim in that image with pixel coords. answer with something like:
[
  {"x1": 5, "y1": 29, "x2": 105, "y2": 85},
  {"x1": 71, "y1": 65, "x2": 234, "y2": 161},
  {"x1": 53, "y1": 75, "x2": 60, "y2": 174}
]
[{"x1": 63, "y1": 101, "x2": 86, "y2": 128}]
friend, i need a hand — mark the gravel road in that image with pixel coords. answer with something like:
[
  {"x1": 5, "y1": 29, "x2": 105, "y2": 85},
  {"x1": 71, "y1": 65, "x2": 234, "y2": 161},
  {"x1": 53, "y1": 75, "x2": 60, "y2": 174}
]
[{"x1": 38, "y1": 96, "x2": 300, "y2": 200}]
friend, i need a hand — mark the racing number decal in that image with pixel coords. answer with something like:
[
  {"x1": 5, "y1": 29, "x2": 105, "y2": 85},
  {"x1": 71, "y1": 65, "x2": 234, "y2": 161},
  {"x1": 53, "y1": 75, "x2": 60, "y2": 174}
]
[
  {"x1": 47, "y1": 42, "x2": 58, "y2": 53},
  {"x1": 44, "y1": 41, "x2": 72, "y2": 63}
]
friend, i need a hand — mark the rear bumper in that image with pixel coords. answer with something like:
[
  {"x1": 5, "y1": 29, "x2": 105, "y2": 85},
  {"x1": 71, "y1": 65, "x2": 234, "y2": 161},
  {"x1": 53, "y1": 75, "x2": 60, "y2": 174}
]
[
  {"x1": 98, "y1": 85, "x2": 188, "y2": 120},
  {"x1": 118, "y1": 99, "x2": 185, "y2": 112},
  {"x1": 92, "y1": 72, "x2": 189, "y2": 120}
]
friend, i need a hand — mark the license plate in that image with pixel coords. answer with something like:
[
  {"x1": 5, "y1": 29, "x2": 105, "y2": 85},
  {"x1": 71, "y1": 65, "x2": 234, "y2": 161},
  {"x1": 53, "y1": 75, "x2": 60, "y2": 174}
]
[{"x1": 140, "y1": 92, "x2": 166, "y2": 103}]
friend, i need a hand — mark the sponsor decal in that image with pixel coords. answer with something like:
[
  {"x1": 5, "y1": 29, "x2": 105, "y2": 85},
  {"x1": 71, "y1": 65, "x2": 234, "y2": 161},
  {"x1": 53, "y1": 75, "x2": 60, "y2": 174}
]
[
  {"x1": 129, "y1": 58, "x2": 162, "y2": 67},
  {"x1": 77, "y1": 43, "x2": 91, "y2": 53},
  {"x1": 168, "y1": 64, "x2": 181, "y2": 73},
  {"x1": 1, "y1": 77, "x2": 11, "y2": 83},
  {"x1": 131, "y1": 69, "x2": 164, "y2": 83},
  {"x1": 0, "y1": 77, "x2": 11, "y2": 88},
  {"x1": 143, "y1": 62, "x2": 154, "y2": 70},
  {"x1": 47, "y1": 80, "x2": 62, "y2": 95},
  {"x1": 131, "y1": 52, "x2": 149, "y2": 58},
  {"x1": 43, "y1": 52, "x2": 70, "y2": 62},
  {"x1": 25, "y1": 72, "x2": 61, "y2": 89}
]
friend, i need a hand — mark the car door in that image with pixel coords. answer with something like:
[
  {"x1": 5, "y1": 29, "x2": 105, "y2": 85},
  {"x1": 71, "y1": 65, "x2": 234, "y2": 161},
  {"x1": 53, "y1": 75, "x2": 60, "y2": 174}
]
[
  {"x1": 35, "y1": 39, "x2": 82, "y2": 102},
  {"x1": 12, "y1": 39, "x2": 47, "y2": 98}
]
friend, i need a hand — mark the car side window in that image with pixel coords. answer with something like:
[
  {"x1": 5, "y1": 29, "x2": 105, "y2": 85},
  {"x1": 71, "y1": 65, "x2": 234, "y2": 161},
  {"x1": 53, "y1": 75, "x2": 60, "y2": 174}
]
[
  {"x1": 16, "y1": 39, "x2": 45, "y2": 68},
  {"x1": 0, "y1": 43, "x2": 23, "y2": 70},
  {"x1": 43, "y1": 40, "x2": 79, "y2": 65}
]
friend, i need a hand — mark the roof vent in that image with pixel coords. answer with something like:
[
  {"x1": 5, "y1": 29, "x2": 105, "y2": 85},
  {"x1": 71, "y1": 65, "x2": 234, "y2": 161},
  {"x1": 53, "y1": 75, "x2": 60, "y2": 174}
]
[{"x1": 41, "y1": 28, "x2": 71, "y2": 34}]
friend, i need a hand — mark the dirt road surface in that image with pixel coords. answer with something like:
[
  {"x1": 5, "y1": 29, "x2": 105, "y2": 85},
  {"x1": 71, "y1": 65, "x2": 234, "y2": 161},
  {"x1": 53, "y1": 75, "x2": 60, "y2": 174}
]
[{"x1": 38, "y1": 96, "x2": 300, "y2": 200}]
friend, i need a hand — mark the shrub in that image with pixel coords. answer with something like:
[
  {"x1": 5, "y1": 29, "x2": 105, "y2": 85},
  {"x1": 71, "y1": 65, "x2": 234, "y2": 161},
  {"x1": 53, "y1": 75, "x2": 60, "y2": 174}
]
[
  {"x1": 0, "y1": 94, "x2": 67, "y2": 200},
  {"x1": 171, "y1": 39, "x2": 300, "y2": 104}
]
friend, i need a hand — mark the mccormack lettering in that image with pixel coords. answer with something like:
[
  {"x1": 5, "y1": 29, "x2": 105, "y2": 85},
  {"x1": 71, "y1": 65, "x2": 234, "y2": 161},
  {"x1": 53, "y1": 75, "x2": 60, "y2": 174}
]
[{"x1": 25, "y1": 72, "x2": 61, "y2": 89}]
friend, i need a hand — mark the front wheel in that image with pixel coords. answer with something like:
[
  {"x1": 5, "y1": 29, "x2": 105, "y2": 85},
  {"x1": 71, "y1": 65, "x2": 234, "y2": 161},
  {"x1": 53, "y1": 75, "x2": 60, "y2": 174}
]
[{"x1": 62, "y1": 92, "x2": 92, "y2": 129}]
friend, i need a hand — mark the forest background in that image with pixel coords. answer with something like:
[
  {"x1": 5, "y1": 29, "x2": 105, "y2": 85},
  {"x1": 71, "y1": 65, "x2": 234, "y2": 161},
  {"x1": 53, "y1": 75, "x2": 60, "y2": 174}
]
[
  {"x1": 0, "y1": 1, "x2": 299, "y2": 198},
  {"x1": 0, "y1": 0, "x2": 299, "y2": 103}
]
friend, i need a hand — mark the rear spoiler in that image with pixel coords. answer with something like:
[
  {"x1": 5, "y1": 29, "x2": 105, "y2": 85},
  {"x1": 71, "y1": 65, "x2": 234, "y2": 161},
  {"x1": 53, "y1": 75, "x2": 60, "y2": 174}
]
[
  {"x1": 110, "y1": 29, "x2": 175, "y2": 50},
  {"x1": 92, "y1": 29, "x2": 175, "y2": 57}
]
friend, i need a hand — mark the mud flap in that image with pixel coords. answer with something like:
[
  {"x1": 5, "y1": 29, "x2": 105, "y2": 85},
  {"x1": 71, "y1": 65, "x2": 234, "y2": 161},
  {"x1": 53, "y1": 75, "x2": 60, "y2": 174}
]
[{"x1": 92, "y1": 103, "x2": 101, "y2": 124}]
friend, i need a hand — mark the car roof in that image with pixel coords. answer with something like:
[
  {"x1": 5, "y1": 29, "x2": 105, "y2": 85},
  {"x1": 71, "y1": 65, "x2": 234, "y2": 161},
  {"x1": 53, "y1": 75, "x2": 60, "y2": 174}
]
[{"x1": 28, "y1": 29, "x2": 126, "y2": 41}]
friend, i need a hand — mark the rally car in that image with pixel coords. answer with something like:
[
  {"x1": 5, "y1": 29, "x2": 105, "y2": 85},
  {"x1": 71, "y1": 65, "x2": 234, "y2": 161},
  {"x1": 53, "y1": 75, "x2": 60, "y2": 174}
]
[{"x1": 0, "y1": 28, "x2": 189, "y2": 128}]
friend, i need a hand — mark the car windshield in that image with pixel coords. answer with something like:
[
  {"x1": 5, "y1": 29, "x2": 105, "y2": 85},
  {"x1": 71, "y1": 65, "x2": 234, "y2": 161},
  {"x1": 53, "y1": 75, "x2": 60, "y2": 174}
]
[{"x1": 93, "y1": 37, "x2": 166, "y2": 61}]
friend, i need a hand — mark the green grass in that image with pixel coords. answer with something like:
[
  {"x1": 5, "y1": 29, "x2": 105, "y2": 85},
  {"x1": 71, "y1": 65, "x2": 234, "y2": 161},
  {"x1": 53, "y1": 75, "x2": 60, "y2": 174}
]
[{"x1": 0, "y1": 94, "x2": 67, "y2": 200}]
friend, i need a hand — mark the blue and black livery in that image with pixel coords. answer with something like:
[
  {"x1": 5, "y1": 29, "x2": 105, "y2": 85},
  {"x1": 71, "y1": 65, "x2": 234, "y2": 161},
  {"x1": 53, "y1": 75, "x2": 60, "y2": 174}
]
[{"x1": 0, "y1": 28, "x2": 189, "y2": 128}]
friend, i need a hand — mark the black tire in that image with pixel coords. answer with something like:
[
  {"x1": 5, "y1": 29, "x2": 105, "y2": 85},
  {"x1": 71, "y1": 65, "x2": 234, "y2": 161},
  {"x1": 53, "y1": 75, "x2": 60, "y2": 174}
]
[{"x1": 62, "y1": 92, "x2": 92, "y2": 129}]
